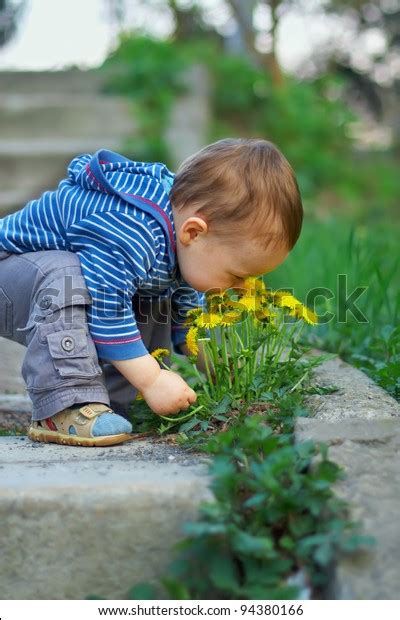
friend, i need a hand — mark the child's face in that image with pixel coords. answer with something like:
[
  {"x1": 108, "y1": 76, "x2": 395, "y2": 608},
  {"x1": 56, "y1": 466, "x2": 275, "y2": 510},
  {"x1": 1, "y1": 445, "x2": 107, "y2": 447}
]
[{"x1": 175, "y1": 215, "x2": 289, "y2": 293}]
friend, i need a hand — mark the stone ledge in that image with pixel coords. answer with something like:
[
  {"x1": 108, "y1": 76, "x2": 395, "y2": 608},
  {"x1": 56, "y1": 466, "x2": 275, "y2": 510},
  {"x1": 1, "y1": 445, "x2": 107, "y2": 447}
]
[
  {"x1": 305, "y1": 356, "x2": 399, "y2": 421},
  {"x1": 300, "y1": 356, "x2": 400, "y2": 600},
  {"x1": 296, "y1": 417, "x2": 400, "y2": 446},
  {"x1": 0, "y1": 394, "x2": 31, "y2": 431},
  {"x1": 0, "y1": 436, "x2": 212, "y2": 599},
  {"x1": 324, "y1": 435, "x2": 400, "y2": 599}
]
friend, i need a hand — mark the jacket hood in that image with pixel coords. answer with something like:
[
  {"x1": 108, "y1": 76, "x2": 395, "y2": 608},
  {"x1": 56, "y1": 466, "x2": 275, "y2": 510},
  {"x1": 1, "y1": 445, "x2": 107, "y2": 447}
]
[
  {"x1": 68, "y1": 149, "x2": 177, "y2": 262},
  {"x1": 68, "y1": 150, "x2": 175, "y2": 195}
]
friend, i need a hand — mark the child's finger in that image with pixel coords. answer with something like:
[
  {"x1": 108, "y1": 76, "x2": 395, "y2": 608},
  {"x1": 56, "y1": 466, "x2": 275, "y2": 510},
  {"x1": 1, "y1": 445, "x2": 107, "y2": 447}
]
[{"x1": 188, "y1": 389, "x2": 197, "y2": 404}]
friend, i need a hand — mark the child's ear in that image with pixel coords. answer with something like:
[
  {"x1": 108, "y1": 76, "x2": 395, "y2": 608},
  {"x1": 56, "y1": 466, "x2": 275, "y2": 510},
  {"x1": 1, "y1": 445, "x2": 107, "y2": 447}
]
[{"x1": 179, "y1": 217, "x2": 208, "y2": 244}]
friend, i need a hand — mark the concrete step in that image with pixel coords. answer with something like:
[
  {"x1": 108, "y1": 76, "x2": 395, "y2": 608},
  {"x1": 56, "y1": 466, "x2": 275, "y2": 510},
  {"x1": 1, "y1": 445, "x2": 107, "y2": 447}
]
[
  {"x1": 0, "y1": 338, "x2": 30, "y2": 429},
  {"x1": 0, "y1": 338, "x2": 26, "y2": 395},
  {"x1": 0, "y1": 136, "x2": 133, "y2": 215},
  {"x1": 0, "y1": 436, "x2": 212, "y2": 599},
  {"x1": 0, "y1": 138, "x2": 130, "y2": 188},
  {"x1": 0, "y1": 189, "x2": 35, "y2": 216},
  {"x1": 0, "y1": 96, "x2": 134, "y2": 140},
  {"x1": 0, "y1": 69, "x2": 107, "y2": 94},
  {"x1": 0, "y1": 395, "x2": 31, "y2": 431},
  {"x1": 0, "y1": 149, "x2": 88, "y2": 215},
  {"x1": 0, "y1": 69, "x2": 136, "y2": 217}
]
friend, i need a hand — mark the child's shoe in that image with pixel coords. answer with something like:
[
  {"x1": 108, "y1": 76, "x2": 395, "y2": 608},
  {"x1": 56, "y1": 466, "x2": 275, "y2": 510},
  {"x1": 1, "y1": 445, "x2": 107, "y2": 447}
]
[{"x1": 28, "y1": 402, "x2": 134, "y2": 447}]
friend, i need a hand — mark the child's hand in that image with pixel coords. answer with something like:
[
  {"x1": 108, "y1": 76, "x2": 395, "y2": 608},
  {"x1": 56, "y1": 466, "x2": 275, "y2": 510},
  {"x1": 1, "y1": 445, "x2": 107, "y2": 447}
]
[{"x1": 141, "y1": 369, "x2": 197, "y2": 416}]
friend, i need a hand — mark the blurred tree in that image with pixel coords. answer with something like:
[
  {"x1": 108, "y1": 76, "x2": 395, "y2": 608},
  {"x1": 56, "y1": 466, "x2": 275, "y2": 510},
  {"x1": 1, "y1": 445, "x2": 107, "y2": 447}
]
[
  {"x1": 104, "y1": 0, "x2": 399, "y2": 145},
  {"x1": 167, "y1": 0, "x2": 210, "y2": 40},
  {"x1": 105, "y1": 0, "x2": 291, "y2": 85},
  {"x1": 323, "y1": 0, "x2": 400, "y2": 147},
  {"x1": 0, "y1": 0, "x2": 26, "y2": 47},
  {"x1": 226, "y1": 0, "x2": 286, "y2": 86},
  {"x1": 106, "y1": 0, "x2": 126, "y2": 35},
  {"x1": 223, "y1": 0, "x2": 400, "y2": 145}
]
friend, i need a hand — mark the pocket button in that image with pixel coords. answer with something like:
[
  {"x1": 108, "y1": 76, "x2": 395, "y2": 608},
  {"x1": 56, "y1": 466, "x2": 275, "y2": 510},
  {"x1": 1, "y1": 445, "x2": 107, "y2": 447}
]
[{"x1": 61, "y1": 335, "x2": 75, "y2": 352}]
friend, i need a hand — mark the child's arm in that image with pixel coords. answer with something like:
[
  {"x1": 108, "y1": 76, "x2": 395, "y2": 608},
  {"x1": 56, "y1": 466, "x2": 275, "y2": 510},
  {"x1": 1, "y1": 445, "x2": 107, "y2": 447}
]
[{"x1": 111, "y1": 355, "x2": 197, "y2": 416}]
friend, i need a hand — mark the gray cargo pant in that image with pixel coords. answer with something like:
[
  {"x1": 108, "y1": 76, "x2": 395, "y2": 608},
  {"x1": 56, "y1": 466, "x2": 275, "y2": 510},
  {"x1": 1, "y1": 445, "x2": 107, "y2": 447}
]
[{"x1": 0, "y1": 249, "x2": 172, "y2": 421}]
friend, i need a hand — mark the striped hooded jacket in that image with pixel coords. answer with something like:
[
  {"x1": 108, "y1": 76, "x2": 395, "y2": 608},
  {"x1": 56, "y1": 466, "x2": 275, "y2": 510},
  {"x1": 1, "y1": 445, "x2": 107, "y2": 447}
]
[{"x1": 0, "y1": 149, "x2": 205, "y2": 361}]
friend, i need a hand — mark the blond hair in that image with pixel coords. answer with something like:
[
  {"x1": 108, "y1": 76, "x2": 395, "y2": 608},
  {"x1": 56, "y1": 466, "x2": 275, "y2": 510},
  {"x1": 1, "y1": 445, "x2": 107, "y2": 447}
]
[{"x1": 170, "y1": 138, "x2": 303, "y2": 250}]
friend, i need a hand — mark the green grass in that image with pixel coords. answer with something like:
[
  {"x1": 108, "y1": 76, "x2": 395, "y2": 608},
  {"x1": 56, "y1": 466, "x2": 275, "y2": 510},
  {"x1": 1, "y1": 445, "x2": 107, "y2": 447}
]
[
  {"x1": 0, "y1": 428, "x2": 26, "y2": 436},
  {"x1": 267, "y1": 215, "x2": 400, "y2": 398}
]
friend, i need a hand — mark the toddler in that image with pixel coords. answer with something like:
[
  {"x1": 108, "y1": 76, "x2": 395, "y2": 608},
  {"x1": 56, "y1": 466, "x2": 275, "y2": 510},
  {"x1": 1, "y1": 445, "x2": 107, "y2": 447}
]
[{"x1": 0, "y1": 138, "x2": 303, "y2": 447}]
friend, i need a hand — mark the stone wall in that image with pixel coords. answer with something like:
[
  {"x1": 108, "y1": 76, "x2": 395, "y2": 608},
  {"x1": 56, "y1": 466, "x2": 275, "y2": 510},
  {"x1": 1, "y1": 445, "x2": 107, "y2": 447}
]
[{"x1": 0, "y1": 69, "x2": 135, "y2": 216}]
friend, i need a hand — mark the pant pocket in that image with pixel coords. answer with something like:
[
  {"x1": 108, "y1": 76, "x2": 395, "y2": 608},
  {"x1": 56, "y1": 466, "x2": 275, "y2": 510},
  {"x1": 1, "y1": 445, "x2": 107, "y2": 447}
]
[
  {"x1": 21, "y1": 319, "x2": 102, "y2": 393},
  {"x1": 46, "y1": 326, "x2": 100, "y2": 379}
]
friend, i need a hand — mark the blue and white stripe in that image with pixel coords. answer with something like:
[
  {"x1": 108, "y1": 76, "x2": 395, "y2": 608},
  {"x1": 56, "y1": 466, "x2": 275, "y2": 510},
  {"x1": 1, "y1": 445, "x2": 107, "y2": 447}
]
[{"x1": 0, "y1": 149, "x2": 204, "y2": 360}]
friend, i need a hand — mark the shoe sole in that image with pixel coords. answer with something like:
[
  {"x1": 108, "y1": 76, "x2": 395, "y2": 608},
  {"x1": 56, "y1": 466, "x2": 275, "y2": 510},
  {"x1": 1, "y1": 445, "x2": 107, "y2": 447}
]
[{"x1": 28, "y1": 426, "x2": 149, "y2": 447}]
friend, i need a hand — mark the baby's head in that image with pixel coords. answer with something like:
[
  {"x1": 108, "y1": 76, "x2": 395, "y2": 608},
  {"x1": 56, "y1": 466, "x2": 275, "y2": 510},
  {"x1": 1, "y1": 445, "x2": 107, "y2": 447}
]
[{"x1": 170, "y1": 138, "x2": 303, "y2": 293}]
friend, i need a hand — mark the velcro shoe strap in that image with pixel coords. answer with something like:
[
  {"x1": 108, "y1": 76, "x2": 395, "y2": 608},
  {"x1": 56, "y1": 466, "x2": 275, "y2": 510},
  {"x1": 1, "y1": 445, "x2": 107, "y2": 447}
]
[{"x1": 79, "y1": 403, "x2": 113, "y2": 419}]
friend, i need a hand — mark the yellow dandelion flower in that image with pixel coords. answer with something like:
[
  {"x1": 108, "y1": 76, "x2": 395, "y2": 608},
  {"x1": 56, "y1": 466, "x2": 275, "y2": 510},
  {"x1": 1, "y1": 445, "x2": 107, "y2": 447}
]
[
  {"x1": 255, "y1": 306, "x2": 272, "y2": 322},
  {"x1": 260, "y1": 289, "x2": 274, "y2": 304},
  {"x1": 135, "y1": 391, "x2": 144, "y2": 400},
  {"x1": 294, "y1": 305, "x2": 318, "y2": 325},
  {"x1": 150, "y1": 348, "x2": 170, "y2": 361},
  {"x1": 272, "y1": 290, "x2": 291, "y2": 298},
  {"x1": 242, "y1": 276, "x2": 266, "y2": 294},
  {"x1": 185, "y1": 326, "x2": 199, "y2": 356},
  {"x1": 185, "y1": 307, "x2": 203, "y2": 323},
  {"x1": 206, "y1": 290, "x2": 229, "y2": 303},
  {"x1": 272, "y1": 291, "x2": 302, "y2": 310},
  {"x1": 224, "y1": 299, "x2": 246, "y2": 311},
  {"x1": 220, "y1": 310, "x2": 243, "y2": 326},
  {"x1": 194, "y1": 312, "x2": 222, "y2": 329},
  {"x1": 206, "y1": 292, "x2": 228, "y2": 313},
  {"x1": 238, "y1": 295, "x2": 262, "y2": 313}
]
